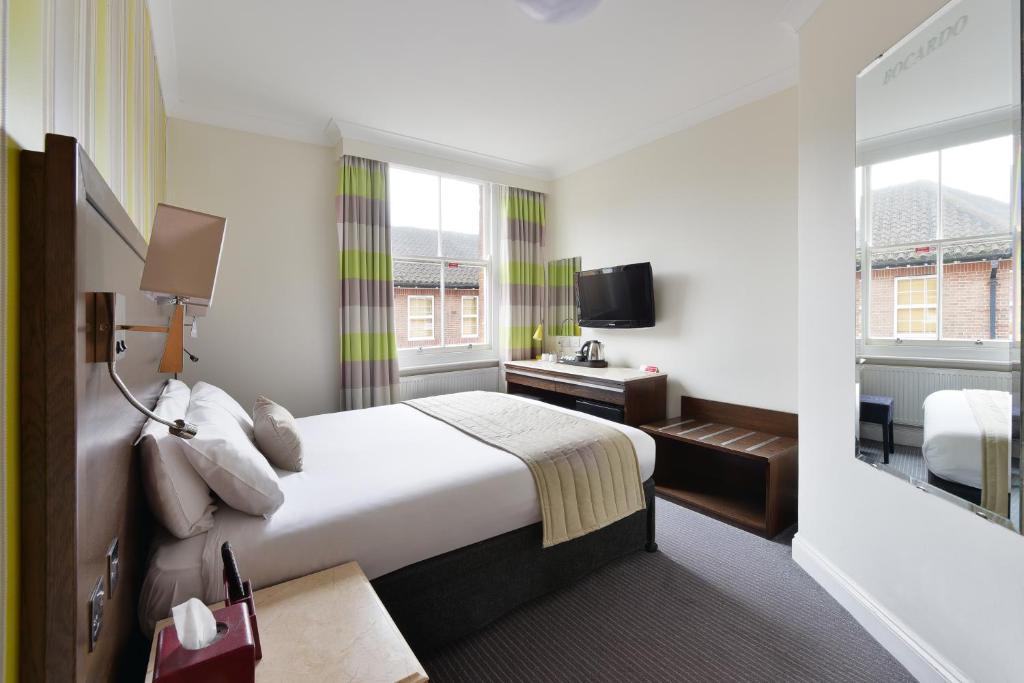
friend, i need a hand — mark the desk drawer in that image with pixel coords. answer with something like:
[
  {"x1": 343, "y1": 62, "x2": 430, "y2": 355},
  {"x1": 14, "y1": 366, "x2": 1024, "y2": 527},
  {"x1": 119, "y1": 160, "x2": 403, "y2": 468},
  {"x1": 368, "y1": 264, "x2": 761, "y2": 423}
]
[{"x1": 505, "y1": 370, "x2": 625, "y2": 406}]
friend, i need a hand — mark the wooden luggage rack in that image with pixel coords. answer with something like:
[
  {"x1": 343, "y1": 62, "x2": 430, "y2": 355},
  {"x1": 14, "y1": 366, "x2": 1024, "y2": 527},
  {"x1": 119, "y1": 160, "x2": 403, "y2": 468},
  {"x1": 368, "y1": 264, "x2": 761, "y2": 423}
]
[{"x1": 641, "y1": 397, "x2": 798, "y2": 537}]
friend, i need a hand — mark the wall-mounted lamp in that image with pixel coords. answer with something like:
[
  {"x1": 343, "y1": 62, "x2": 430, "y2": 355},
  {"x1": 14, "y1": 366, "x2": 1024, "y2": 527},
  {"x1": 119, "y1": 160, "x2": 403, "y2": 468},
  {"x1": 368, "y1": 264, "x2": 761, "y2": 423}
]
[{"x1": 89, "y1": 203, "x2": 227, "y2": 439}]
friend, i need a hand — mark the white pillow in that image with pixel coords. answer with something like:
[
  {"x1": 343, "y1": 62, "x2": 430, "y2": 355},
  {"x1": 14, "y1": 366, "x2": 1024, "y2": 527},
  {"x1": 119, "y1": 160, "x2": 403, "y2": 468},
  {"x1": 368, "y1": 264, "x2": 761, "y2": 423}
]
[
  {"x1": 190, "y1": 381, "x2": 255, "y2": 440},
  {"x1": 253, "y1": 396, "x2": 304, "y2": 472},
  {"x1": 182, "y1": 399, "x2": 285, "y2": 516},
  {"x1": 139, "y1": 380, "x2": 217, "y2": 539}
]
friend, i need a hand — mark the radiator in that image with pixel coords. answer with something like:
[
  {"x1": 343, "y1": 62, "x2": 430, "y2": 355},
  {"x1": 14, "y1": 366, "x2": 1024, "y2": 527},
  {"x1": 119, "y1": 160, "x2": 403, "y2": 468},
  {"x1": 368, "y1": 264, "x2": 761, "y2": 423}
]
[
  {"x1": 399, "y1": 366, "x2": 500, "y2": 400},
  {"x1": 859, "y1": 364, "x2": 1012, "y2": 426}
]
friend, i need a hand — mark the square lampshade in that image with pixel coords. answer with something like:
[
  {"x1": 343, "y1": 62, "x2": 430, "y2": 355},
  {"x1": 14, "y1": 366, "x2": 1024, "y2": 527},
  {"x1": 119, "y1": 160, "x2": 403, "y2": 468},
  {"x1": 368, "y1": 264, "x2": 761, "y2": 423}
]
[{"x1": 141, "y1": 203, "x2": 226, "y2": 309}]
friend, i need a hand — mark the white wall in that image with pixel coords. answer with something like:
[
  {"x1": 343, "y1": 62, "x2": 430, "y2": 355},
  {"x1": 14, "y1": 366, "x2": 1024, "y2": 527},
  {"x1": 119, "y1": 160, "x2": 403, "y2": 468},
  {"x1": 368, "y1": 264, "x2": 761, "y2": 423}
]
[
  {"x1": 166, "y1": 118, "x2": 340, "y2": 417},
  {"x1": 548, "y1": 89, "x2": 798, "y2": 416},
  {"x1": 796, "y1": 1, "x2": 1024, "y2": 681}
]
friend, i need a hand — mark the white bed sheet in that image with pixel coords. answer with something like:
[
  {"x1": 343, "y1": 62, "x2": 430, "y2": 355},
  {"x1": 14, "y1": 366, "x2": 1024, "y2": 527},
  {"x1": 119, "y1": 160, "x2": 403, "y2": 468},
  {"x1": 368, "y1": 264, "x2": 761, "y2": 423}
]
[
  {"x1": 140, "y1": 395, "x2": 656, "y2": 631},
  {"x1": 922, "y1": 389, "x2": 1009, "y2": 489}
]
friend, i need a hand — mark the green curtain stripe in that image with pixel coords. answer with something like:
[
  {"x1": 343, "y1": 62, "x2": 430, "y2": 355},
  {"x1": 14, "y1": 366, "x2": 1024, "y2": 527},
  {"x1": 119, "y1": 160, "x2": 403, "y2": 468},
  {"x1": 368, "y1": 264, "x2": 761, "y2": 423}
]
[
  {"x1": 547, "y1": 261, "x2": 577, "y2": 285},
  {"x1": 337, "y1": 163, "x2": 387, "y2": 200},
  {"x1": 502, "y1": 325, "x2": 540, "y2": 350},
  {"x1": 547, "y1": 322, "x2": 581, "y2": 336},
  {"x1": 338, "y1": 250, "x2": 394, "y2": 281},
  {"x1": 501, "y1": 261, "x2": 545, "y2": 286},
  {"x1": 505, "y1": 194, "x2": 546, "y2": 224},
  {"x1": 340, "y1": 332, "x2": 398, "y2": 362}
]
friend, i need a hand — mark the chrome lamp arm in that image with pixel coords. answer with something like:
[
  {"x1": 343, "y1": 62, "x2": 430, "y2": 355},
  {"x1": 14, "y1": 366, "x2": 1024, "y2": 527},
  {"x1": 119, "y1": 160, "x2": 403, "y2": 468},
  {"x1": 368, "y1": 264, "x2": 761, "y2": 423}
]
[{"x1": 106, "y1": 357, "x2": 197, "y2": 439}]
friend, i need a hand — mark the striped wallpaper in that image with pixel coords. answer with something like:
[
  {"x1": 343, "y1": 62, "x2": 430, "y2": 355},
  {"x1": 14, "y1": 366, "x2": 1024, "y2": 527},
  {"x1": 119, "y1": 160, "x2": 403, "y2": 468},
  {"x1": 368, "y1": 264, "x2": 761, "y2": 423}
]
[
  {"x1": 89, "y1": 0, "x2": 167, "y2": 238},
  {"x1": 2, "y1": 0, "x2": 168, "y2": 677}
]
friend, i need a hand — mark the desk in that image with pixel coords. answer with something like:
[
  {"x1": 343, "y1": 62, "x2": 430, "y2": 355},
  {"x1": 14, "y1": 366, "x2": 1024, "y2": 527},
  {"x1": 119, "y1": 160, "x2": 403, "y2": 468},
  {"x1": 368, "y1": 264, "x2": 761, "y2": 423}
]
[
  {"x1": 503, "y1": 360, "x2": 666, "y2": 426},
  {"x1": 146, "y1": 562, "x2": 428, "y2": 682}
]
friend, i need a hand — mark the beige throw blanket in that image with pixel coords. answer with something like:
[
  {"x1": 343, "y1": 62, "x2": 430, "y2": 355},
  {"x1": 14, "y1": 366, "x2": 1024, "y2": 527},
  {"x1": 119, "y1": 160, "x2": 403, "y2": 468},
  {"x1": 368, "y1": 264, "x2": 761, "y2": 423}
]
[
  {"x1": 963, "y1": 389, "x2": 1011, "y2": 517},
  {"x1": 404, "y1": 391, "x2": 645, "y2": 547}
]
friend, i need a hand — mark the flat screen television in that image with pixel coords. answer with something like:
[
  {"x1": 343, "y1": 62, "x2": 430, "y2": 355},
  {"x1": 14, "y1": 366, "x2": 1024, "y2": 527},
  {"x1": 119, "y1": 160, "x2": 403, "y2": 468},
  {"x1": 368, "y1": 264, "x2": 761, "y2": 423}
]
[{"x1": 575, "y1": 262, "x2": 655, "y2": 328}]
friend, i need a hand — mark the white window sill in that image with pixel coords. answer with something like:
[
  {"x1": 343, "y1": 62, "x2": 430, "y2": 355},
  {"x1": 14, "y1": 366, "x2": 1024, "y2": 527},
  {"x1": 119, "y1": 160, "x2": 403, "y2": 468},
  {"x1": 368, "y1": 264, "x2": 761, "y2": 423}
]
[{"x1": 398, "y1": 346, "x2": 500, "y2": 375}]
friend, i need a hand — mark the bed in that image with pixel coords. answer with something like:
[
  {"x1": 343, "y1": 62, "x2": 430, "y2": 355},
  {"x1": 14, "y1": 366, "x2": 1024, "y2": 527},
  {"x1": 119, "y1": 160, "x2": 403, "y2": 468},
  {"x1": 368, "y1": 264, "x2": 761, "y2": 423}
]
[
  {"x1": 140, "y1": 393, "x2": 657, "y2": 651},
  {"x1": 922, "y1": 389, "x2": 1012, "y2": 507}
]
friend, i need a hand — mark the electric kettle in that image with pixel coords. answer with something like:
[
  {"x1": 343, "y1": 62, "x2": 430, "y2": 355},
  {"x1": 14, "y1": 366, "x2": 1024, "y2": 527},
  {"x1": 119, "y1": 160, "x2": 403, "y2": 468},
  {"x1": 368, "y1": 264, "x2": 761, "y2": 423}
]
[{"x1": 579, "y1": 340, "x2": 605, "y2": 362}]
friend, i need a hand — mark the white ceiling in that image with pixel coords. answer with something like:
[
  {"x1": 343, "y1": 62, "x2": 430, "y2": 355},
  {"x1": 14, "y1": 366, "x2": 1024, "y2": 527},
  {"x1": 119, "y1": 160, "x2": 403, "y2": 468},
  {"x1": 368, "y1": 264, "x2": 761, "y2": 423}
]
[{"x1": 150, "y1": 0, "x2": 821, "y2": 179}]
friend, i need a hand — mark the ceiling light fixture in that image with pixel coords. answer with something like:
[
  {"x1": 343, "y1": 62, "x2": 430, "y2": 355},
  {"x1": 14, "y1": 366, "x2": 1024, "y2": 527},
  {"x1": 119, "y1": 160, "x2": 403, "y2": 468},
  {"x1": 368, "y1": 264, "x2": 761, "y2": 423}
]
[{"x1": 515, "y1": 0, "x2": 601, "y2": 24}]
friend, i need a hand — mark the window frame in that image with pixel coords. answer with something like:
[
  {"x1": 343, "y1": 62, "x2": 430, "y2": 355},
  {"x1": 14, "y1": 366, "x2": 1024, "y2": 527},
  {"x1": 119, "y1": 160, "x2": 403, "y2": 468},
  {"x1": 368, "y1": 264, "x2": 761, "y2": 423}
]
[
  {"x1": 461, "y1": 295, "x2": 480, "y2": 339},
  {"x1": 406, "y1": 295, "x2": 435, "y2": 342},
  {"x1": 857, "y1": 133, "x2": 1020, "y2": 358},
  {"x1": 389, "y1": 165, "x2": 499, "y2": 364}
]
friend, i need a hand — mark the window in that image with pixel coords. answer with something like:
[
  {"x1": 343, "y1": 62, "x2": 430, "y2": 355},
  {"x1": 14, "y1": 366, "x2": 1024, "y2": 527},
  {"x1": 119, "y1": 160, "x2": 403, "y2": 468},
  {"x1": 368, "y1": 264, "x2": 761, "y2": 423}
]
[
  {"x1": 858, "y1": 135, "x2": 1017, "y2": 344},
  {"x1": 390, "y1": 166, "x2": 490, "y2": 351},
  {"x1": 407, "y1": 296, "x2": 434, "y2": 341},
  {"x1": 894, "y1": 276, "x2": 937, "y2": 338},
  {"x1": 461, "y1": 296, "x2": 479, "y2": 338}
]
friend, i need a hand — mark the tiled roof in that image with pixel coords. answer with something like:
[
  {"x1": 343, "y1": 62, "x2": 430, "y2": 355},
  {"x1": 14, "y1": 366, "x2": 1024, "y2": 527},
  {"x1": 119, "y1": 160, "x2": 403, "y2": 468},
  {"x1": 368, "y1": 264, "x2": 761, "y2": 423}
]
[
  {"x1": 868, "y1": 181, "x2": 1011, "y2": 267},
  {"x1": 393, "y1": 225, "x2": 483, "y2": 288}
]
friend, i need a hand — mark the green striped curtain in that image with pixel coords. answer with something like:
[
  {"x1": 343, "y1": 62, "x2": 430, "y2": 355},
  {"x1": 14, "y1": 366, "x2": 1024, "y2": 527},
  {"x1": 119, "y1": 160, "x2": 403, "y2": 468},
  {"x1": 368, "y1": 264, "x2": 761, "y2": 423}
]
[
  {"x1": 337, "y1": 156, "x2": 399, "y2": 410},
  {"x1": 500, "y1": 187, "x2": 546, "y2": 361},
  {"x1": 546, "y1": 257, "x2": 581, "y2": 336}
]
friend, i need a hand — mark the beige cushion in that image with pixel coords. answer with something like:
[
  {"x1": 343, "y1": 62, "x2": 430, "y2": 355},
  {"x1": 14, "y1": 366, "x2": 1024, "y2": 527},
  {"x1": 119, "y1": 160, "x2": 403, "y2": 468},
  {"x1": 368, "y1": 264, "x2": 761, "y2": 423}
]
[
  {"x1": 139, "y1": 380, "x2": 217, "y2": 539},
  {"x1": 190, "y1": 381, "x2": 255, "y2": 440},
  {"x1": 253, "y1": 396, "x2": 304, "y2": 472},
  {"x1": 182, "y1": 398, "x2": 285, "y2": 516}
]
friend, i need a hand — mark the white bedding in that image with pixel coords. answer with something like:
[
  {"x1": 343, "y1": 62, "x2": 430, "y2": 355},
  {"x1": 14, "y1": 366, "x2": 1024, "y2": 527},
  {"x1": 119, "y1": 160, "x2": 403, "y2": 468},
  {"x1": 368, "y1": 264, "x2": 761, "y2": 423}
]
[
  {"x1": 139, "y1": 394, "x2": 655, "y2": 631},
  {"x1": 922, "y1": 389, "x2": 1010, "y2": 489}
]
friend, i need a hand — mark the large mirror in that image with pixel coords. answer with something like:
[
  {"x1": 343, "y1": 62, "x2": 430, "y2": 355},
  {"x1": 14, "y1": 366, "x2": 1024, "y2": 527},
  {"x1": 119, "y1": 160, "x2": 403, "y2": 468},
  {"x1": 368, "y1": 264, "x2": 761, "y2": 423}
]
[{"x1": 855, "y1": 0, "x2": 1022, "y2": 532}]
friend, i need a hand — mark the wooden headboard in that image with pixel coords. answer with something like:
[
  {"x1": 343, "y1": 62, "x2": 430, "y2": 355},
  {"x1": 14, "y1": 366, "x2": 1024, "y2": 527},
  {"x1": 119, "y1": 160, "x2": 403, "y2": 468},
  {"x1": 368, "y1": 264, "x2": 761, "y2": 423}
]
[{"x1": 20, "y1": 135, "x2": 170, "y2": 681}]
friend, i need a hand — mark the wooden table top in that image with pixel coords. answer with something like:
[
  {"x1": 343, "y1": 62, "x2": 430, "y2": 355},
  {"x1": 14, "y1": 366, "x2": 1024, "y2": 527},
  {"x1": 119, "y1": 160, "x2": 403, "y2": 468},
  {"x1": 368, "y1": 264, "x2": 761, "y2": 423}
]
[
  {"x1": 641, "y1": 417, "x2": 797, "y2": 461},
  {"x1": 504, "y1": 359, "x2": 665, "y2": 383},
  {"x1": 146, "y1": 562, "x2": 428, "y2": 682}
]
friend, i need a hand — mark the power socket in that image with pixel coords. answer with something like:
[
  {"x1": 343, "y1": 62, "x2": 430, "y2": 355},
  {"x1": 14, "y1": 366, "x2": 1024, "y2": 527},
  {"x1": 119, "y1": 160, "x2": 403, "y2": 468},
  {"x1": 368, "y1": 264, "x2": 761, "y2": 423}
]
[{"x1": 88, "y1": 577, "x2": 104, "y2": 652}]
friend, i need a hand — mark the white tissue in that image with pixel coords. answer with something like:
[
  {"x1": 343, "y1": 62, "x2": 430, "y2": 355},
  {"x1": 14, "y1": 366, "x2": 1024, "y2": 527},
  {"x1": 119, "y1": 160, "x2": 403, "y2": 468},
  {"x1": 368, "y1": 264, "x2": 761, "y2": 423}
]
[{"x1": 171, "y1": 598, "x2": 218, "y2": 650}]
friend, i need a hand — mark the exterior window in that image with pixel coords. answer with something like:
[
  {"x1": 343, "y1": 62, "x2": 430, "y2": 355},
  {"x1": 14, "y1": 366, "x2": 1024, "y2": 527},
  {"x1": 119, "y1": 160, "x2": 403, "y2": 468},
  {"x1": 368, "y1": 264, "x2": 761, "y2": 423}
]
[
  {"x1": 894, "y1": 276, "x2": 937, "y2": 338},
  {"x1": 461, "y1": 296, "x2": 479, "y2": 338},
  {"x1": 858, "y1": 135, "x2": 1017, "y2": 344},
  {"x1": 390, "y1": 166, "x2": 490, "y2": 351},
  {"x1": 407, "y1": 296, "x2": 434, "y2": 341}
]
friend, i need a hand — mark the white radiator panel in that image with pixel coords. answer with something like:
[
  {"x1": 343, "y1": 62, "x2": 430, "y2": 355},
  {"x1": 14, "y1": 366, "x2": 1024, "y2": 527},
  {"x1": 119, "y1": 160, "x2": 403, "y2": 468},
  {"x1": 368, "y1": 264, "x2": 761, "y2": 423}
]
[
  {"x1": 859, "y1": 364, "x2": 1011, "y2": 426},
  {"x1": 399, "y1": 366, "x2": 500, "y2": 400}
]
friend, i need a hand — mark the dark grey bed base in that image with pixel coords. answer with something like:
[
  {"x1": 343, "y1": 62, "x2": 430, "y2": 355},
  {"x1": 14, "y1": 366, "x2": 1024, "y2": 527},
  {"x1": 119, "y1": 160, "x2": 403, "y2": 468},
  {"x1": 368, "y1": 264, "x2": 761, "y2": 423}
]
[
  {"x1": 371, "y1": 477, "x2": 657, "y2": 654},
  {"x1": 928, "y1": 471, "x2": 983, "y2": 505},
  {"x1": 927, "y1": 471, "x2": 1013, "y2": 512}
]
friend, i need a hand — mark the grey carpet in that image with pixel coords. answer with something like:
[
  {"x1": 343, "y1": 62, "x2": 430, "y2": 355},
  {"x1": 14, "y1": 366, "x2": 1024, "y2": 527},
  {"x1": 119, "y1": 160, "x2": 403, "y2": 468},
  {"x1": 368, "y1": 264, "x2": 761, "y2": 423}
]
[
  {"x1": 858, "y1": 439, "x2": 928, "y2": 480},
  {"x1": 859, "y1": 438, "x2": 1022, "y2": 524},
  {"x1": 422, "y1": 499, "x2": 913, "y2": 682}
]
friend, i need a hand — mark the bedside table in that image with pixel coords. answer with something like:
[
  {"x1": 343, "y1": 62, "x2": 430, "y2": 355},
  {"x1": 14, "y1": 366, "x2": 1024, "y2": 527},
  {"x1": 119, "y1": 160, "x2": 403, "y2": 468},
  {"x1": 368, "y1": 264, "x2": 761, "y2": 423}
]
[{"x1": 146, "y1": 562, "x2": 428, "y2": 682}]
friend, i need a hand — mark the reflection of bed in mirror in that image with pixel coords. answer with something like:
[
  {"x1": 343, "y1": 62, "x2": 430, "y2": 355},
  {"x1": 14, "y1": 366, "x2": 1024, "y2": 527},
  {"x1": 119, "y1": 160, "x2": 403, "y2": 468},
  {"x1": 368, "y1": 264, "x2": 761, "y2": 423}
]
[{"x1": 922, "y1": 389, "x2": 1014, "y2": 514}]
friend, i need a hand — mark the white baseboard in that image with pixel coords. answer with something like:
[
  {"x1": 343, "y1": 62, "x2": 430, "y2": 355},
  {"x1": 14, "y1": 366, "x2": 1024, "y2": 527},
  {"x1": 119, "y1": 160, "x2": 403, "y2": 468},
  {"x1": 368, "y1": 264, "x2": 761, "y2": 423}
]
[
  {"x1": 859, "y1": 422, "x2": 923, "y2": 448},
  {"x1": 791, "y1": 534, "x2": 966, "y2": 683}
]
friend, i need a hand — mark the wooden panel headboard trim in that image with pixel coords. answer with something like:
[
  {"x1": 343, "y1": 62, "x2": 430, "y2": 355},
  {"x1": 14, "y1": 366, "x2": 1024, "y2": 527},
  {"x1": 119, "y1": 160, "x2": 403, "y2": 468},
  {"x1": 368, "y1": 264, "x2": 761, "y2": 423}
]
[{"x1": 20, "y1": 134, "x2": 160, "y2": 682}]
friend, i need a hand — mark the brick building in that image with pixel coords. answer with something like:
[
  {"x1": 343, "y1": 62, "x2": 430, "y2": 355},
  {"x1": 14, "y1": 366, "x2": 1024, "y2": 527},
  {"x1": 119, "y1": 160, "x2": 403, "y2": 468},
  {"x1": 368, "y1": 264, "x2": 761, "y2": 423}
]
[
  {"x1": 856, "y1": 180, "x2": 1014, "y2": 341},
  {"x1": 393, "y1": 226, "x2": 486, "y2": 349}
]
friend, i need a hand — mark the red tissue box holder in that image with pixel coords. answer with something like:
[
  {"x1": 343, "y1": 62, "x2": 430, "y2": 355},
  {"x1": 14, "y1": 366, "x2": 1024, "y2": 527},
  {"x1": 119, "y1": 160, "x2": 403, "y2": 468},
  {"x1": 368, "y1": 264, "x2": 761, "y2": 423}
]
[
  {"x1": 153, "y1": 602, "x2": 255, "y2": 683},
  {"x1": 224, "y1": 577, "x2": 263, "y2": 660}
]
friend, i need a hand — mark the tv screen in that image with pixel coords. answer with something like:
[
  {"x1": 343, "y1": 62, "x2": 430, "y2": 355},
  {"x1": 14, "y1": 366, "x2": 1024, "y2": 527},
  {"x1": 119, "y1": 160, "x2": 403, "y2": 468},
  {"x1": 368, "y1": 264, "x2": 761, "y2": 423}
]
[{"x1": 575, "y1": 262, "x2": 655, "y2": 328}]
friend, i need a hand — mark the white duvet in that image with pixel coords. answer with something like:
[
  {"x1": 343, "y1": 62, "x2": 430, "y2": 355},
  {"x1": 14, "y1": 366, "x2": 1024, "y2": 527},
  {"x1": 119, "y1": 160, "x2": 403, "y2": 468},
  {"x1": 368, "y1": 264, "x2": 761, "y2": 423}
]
[
  {"x1": 139, "y1": 395, "x2": 656, "y2": 632},
  {"x1": 922, "y1": 389, "x2": 1010, "y2": 489}
]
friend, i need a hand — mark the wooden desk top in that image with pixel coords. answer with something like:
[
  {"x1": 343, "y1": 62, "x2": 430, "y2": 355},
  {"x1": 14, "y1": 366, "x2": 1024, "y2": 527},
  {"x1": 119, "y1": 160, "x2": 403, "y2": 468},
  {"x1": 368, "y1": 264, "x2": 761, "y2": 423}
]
[
  {"x1": 146, "y1": 562, "x2": 428, "y2": 683},
  {"x1": 504, "y1": 360, "x2": 665, "y2": 384}
]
